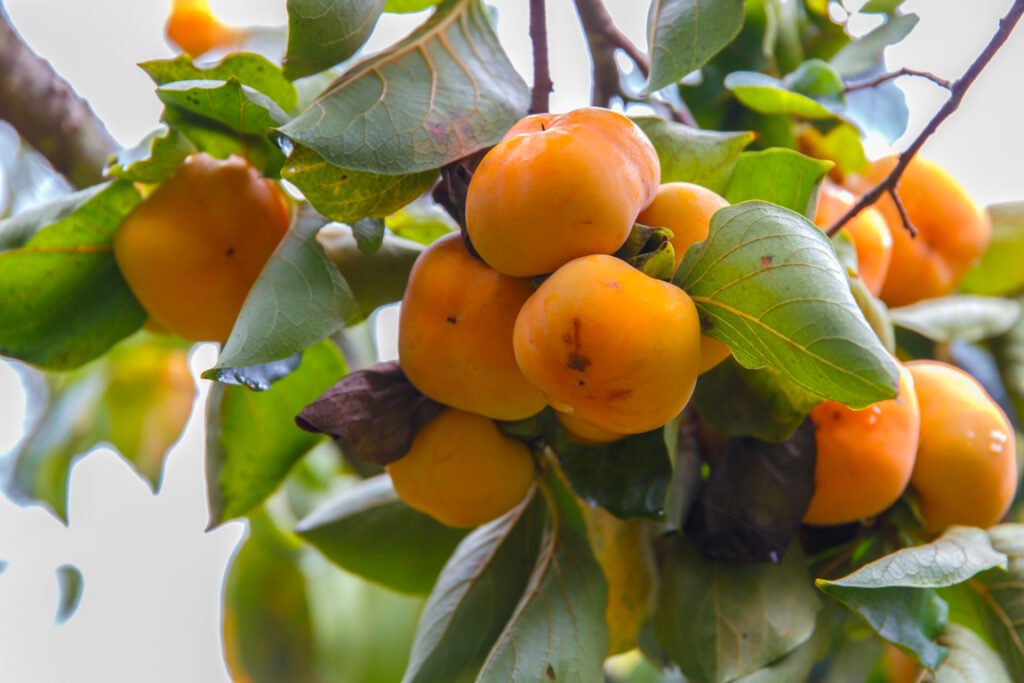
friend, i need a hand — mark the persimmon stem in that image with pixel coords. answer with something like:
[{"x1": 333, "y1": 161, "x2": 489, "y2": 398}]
[
  {"x1": 571, "y1": 0, "x2": 697, "y2": 126},
  {"x1": 843, "y1": 66, "x2": 952, "y2": 94},
  {"x1": 0, "y1": 2, "x2": 117, "y2": 188},
  {"x1": 528, "y1": 0, "x2": 552, "y2": 114},
  {"x1": 826, "y1": 0, "x2": 1024, "y2": 238}
]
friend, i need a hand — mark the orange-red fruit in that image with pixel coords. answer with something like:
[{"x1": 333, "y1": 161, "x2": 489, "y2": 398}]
[
  {"x1": 513, "y1": 255, "x2": 701, "y2": 434},
  {"x1": 803, "y1": 364, "x2": 920, "y2": 526},
  {"x1": 859, "y1": 156, "x2": 990, "y2": 307},
  {"x1": 637, "y1": 182, "x2": 732, "y2": 373},
  {"x1": 466, "y1": 108, "x2": 660, "y2": 277},
  {"x1": 907, "y1": 361, "x2": 1017, "y2": 533},
  {"x1": 636, "y1": 182, "x2": 729, "y2": 268},
  {"x1": 398, "y1": 233, "x2": 546, "y2": 421},
  {"x1": 814, "y1": 183, "x2": 893, "y2": 296},
  {"x1": 386, "y1": 408, "x2": 535, "y2": 528},
  {"x1": 556, "y1": 410, "x2": 625, "y2": 445},
  {"x1": 165, "y1": 0, "x2": 238, "y2": 57},
  {"x1": 114, "y1": 154, "x2": 290, "y2": 343}
]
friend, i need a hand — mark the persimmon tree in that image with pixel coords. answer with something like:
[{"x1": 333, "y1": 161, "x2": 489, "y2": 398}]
[{"x1": 2, "y1": 0, "x2": 1024, "y2": 681}]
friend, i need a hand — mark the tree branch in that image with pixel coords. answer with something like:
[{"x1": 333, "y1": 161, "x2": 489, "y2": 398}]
[
  {"x1": 843, "y1": 66, "x2": 952, "y2": 94},
  {"x1": 827, "y1": 0, "x2": 1024, "y2": 238},
  {"x1": 0, "y1": 3, "x2": 117, "y2": 189},
  {"x1": 528, "y1": 0, "x2": 552, "y2": 114},
  {"x1": 571, "y1": 0, "x2": 697, "y2": 126}
]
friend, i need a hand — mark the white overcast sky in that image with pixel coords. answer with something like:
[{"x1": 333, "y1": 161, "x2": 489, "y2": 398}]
[{"x1": 0, "y1": 1, "x2": 1022, "y2": 682}]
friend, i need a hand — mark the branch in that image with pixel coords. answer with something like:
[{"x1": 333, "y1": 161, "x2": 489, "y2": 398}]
[
  {"x1": 528, "y1": 0, "x2": 552, "y2": 114},
  {"x1": 571, "y1": 0, "x2": 697, "y2": 126},
  {"x1": 843, "y1": 66, "x2": 952, "y2": 94},
  {"x1": 827, "y1": 0, "x2": 1024, "y2": 238},
  {"x1": 0, "y1": 4, "x2": 117, "y2": 189}
]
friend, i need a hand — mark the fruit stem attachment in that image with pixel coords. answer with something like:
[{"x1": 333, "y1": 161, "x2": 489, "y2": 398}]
[
  {"x1": 528, "y1": 0, "x2": 552, "y2": 114},
  {"x1": 826, "y1": 0, "x2": 1024, "y2": 238},
  {"x1": 571, "y1": 0, "x2": 697, "y2": 126},
  {"x1": 0, "y1": 2, "x2": 118, "y2": 188}
]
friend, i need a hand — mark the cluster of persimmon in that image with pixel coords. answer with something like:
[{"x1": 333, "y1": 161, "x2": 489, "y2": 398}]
[
  {"x1": 805, "y1": 155, "x2": 1015, "y2": 532},
  {"x1": 390, "y1": 107, "x2": 731, "y2": 527}
]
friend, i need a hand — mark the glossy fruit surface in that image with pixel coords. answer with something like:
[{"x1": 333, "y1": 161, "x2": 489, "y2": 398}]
[
  {"x1": 398, "y1": 233, "x2": 546, "y2": 421},
  {"x1": 859, "y1": 156, "x2": 990, "y2": 307},
  {"x1": 386, "y1": 408, "x2": 536, "y2": 528},
  {"x1": 803, "y1": 364, "x2": 920, "y2": 526},
  {"x1": 514, "y1": 255, "x2": 701, "y2": 434},
  {"x1": 114, "y1": 154, "x2": 290, "y2": 343},
  {"x1": 907, "y1": 360, "x2": 1017, "y2": 533},
  {"x1": 466, "y1": 108, "x2": 660, "y2": 277},
  {"x1": 814, "y1": 183, "x2": 893, "y2": 296}
]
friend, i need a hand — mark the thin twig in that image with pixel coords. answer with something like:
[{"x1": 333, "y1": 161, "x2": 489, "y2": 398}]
[
  {"x1": 571, "y1": 0, "x2": 697, "y2": 126},
  {"x1": 888, "y1": 187, "x2": 917, "y2": 237},
  {"x1": 528, "y1": 0, "x2": 552, "y2": 114},
  {"x1": 843, "y1": 66, "x2": 952, "y2": 94},
  {"x1": 0, "y1": 3, "x2": 117, "y2": 188},
  {"x1": 827, "y1": 0, "x2": 1024, "y2": 237}
]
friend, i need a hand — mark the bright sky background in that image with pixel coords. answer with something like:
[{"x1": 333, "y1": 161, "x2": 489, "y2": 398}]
[{"x1": 0, "y1": 1, "x2": 1022, "y2": 681}]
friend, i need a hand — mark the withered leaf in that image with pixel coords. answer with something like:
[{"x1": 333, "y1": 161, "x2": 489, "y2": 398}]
[
  {"x1": 689, "y1": 419, "x2": 817, "y2": 563},
  {"x1": 295, "y1": 361, "x2": 443, "y2": 465}
]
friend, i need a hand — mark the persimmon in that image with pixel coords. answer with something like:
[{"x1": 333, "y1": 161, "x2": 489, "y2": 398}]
[
  {"x1": 465, "y1": 108, "x2": 660, "y2": 277},
  {"x1": 637, "y1": 182, "x2": 733, "y2": 374},
  {"x1": 114, "y1": 154, "x2": 290, "y2": 344},
  {"x1": 855, "y1": 156, "x2": 990, "y2": 307},
  {"x1": 165, "y1": 0, "x2": 239, "y2": 57},
  {"x1": 906, "y1": 361, "x2": 1017, "y2": 533},
  {"x1": 803, "y1": 364, "x2": 920, "y2": 526},
  {"x1": 556, "y1": 410, "x2": 624, "y2": 445},
  {"x1": 386, "y1": 408, "x2": 535, "y2": 528},
  {"x1": 513, "y1": 255, "x2": 701, "y2": 434},
  {"x1": 813, "y1": 183, "x2": 892, "y2": 296},
  {"x1": 398, "y1": 233, "x2": 546, "y2": 421},
  {"x1": 882, "y1": 645, "x2": 920, "y2": 683}
]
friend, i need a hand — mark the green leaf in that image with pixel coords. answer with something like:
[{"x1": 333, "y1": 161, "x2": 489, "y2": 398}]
[
  {"x1": 725, "y1": 66, "x2": 841, "y2": 120},
  {"x1": 732, "y1": 629, "x2": 820, "y2": 683},
  {"x1": 646, "y1": 0, "x2": 745, "y2": 94},
  {"x1": 402, "y1": 489, "x2": 545, "y2": 683},
  {"x1": 207, "y1": 341, "x2": 346, "y2": 524},
  {"x1": 385, "y1": 201, "x2": 455, "y2": 246},
  {"x1": 961, "y1": 203, "x2": 1024, "y2": 296},
  {"x1": 385, "y1": 0, "x2": 441, "y2": 11},
  {"x1": 799, "y1": 122, "x2": 869, "y2": 177},
  {"x1": 157, "y1": 79, "x2": 289, "y2": 135},
  {"x1": 55, "y1": 564, "x2": 84, "y2": 625},
  {"x1": 940, "y1": 525, "x2": 1024, "y2": 680},
  {"x1": 675, "y1": 201, "x2": 898, "y2": 408},
  {"x1": 654, "y1": 538, "x2": 820, "y2": 683},
  {"x1": 104, "y1": 126, "x2": 193, "y2": 184},
  {"x1": 550, "y1": 421, "x2": 673, "y2": 520},
  {"x1": 284, "y1": 0, "x2": 384, "y2": 80},
  {"x1": 211, "y1": 212, "x2": 359, "y2": 373},
  {"x1": 160, "y1": 106, "x2": 285, "y2": 176},
  {"x1": 352, "y1": 217, "x2": 385, "y2": 255},
  {"x1": 475, "y1": 471, "x2": 609, "y2": 682},
  {"x1": 860, "y1": 0, "x2": 905, "y2": 15},
  {"x1": 205, "y1": 354, "x2": 303, "y2": 391},
  {"x1": 927, "y1": 624, "x2": 1012, "y2": 683},
  {"x1": 818, "y1": 527, "x2": 1008, "y2": 669},
  {"x1": 0, "y1": 181, "x2": 146, "y2": 370},
  {"x1": 694, "y1": 361, "x2": 820, "y2": 441},
  {"x1": 724, "y1": 149, "x2": 833, "y2": 217},
  {"x1": 279, "y1": 0, "x2": 529, "y2": 174},
  {"x1": 317, "y1": 223, "x2": 424, "y2": 320},
  {"x1": 830, "y1": 14, "x2": 919, "y2": 77},
  {"x1": 141, "y1": 53, "x2": 298, "y2": 110},
  {"x1": 224, "y1": 512, "x2": 318, "y2": 683},
  {"x1": 632, "y1": 116, "x2": 755, "y2": 195},
  {"x1": 282, "y1": 145, "x2": 438, "y2": 224},
  {"x1": 889, "y1": 296, "x2": 1021, "y2": 344},
  {"x1": 295, "y1": 475, "x2": 467, "y2": 594}
]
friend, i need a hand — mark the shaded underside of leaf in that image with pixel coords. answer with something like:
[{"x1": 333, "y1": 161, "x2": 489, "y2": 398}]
[
  {"x1": 279, "y1": 0, "x2": 529, "y2": 174},
  {"x1": 284, "y1": 0, "x2": 385, "y2": 80}
]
